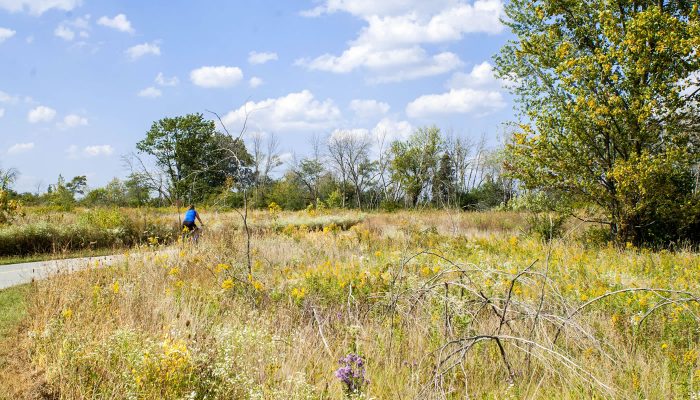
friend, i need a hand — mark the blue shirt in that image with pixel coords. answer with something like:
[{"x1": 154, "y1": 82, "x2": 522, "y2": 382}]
[{"x1": 184, "y1": 209, "x2": 197, "y2": 222}]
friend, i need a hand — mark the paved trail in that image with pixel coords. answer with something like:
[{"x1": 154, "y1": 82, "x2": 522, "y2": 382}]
[{"x1": 0, "y1": 250, "x2": 172, "y2": 290}]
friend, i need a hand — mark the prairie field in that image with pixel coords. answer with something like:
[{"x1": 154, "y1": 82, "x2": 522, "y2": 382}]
[{"x1": 1, "y1": 209, "x2": 699, "y2": 399}]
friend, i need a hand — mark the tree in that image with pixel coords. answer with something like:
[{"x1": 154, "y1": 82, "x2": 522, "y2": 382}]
[
  {"x1": 136, "y1": 113, "x2": 251, "y2": 204},
  {"x1": 66, "y1": 175, "x2": 87, "y2": 197},
  {"x1": 390, "y1": 126, "x2": 443, "y2": 207},
  {"x1": 495, "y1": 0, "x2": 700, "y2": 245},
  {"x1": 0, "y1": 166, "x2": 18, "y2": 192}
]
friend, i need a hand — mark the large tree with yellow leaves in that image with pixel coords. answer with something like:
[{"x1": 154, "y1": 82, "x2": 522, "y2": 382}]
[{"x1": 495, "y1": 0, "x2": 700, "y2": 245}]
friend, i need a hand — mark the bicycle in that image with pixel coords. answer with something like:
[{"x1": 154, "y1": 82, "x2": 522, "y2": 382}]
[{"x1": 181, "y1": 224, "x2": 203, "y2": 244}]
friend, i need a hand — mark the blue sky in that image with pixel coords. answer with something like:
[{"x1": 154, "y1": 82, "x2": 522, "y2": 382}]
[{"x1": 0, "y1": 0, "x2": 514, "y2": 193}]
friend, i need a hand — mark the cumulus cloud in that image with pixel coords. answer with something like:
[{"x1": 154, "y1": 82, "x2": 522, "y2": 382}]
[
  {"x1": 54, "y1": 14, "x2": 90, "y2": 41},
  {"x1": 155, "y1": 72, "x2": 179, "y2": 86},
  {"x1": 7, "y1": 142, "x2": 34, "y2": 154},
  {"x1": 138, "y1": 87, "x2": 162, "y2": 98},
  {"x1": 249, "y1": 77, "x2": 263, "y2": 88},
  {"x1": 349, "y1": 99, "x2": 390, "y2": 119},
  {"x1": 0, "y1": 27, "x2": 16, "y2": 43},
  {"x1": 248, "y1": 51, "x2": 278, "y2": 64},
  {"x1": 297, "y1": 0, "x2": 503, "y2": 82},
  {"x1": 97, "y1": 14, "x2": 133, "y2": 33},
  {"x1": 125, "y1": 42, "x2": 160, "y2": 60},
  {"x1": 190, "y1": 66, "x2": 243, "y2": 88},
  {"x1": 54, "y1": 24, "x2": 74, "y2": 40},
  {"x1": 222, "y1": 90, "x2": 341, "y2": 132},
  {"x1": 58, "y1": 114, "x2": 88, "y2": 129},
  {"x1": 27, "y1": 105, "x2": 56, "y2": 123},
  {"x1": 83, "y1": 145, "x2": 113, "y2": 157},
  {"x1": 406, "y1": 88, "x2": 505, "y2": 118},
  {"x1": 371, "y1": 117, "x2": 414, "y2": 141},
  {"x1": 0, "y1": 0, "x2": 82, "y2": 16},
  {"x1": 447, "y1": 61, "x2": 500, "y2": 88}
]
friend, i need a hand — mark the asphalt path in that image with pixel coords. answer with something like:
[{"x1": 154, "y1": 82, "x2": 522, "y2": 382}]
[{"x1": 0, "y1": 250, "x2": 174, "y2": 290}]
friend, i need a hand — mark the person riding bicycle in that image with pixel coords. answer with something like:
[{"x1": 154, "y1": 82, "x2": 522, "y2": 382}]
[{"x1": 182, "y1": 204, "x2": 204, "y2": 233}]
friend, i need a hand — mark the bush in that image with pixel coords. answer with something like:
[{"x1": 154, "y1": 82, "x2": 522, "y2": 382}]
[{"x1": 0, "y1": 209, "x2": 178, "y2": 257}]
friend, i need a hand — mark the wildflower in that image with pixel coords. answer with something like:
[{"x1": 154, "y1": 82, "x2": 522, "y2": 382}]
[
  {"x1": 335, "y1": 353, "x2": 369, "y2": 395},
  {"x1": 508, "y1": 236, "x2": 518, "y2": 246},
  {"x1": 112, "y1": 281, "x2": 120, "y2": 294},
  {"x1": 252, "y1": 280, "x2": 264, "y2": 291},
  {"x1": 61, "y1": 308, "x2": 73, "y2": 319},
  {"x1": 221, "y1": 278, "x2": 234, "y2": 290},
  {"x1": 168, "y1": 267, "x2": 180, "y2": 276},
  {"x1": 215, "y1": 263, "x2": 230, "y2": 274},
  {"x1": 580, "y1": 293, "x2": 589, "y2": 302},
  {"x1": 661, "y1": 343, "x2": 668, "y2": 350},
  {"x1": 374, "y1": 251, "x2": 382, "y2": 257}
]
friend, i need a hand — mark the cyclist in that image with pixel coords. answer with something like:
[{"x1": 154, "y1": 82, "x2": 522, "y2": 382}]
[{"x1": 182, "y1": 204, "x2": 204, "y2": 240}]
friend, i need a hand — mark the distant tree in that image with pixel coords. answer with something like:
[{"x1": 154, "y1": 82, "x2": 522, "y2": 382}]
[
  {"x1": 495, "y1": 0, "x2": 700, "y2": 245},
  {"x1": 432, "y1": 152, "x2": 456, "y2": 207},
  {"x1": 66, "y1": 175, "x2": 87, "y2": 197},
  {"x1": 390, "y1": 126, "x2": 443, "y2": 207},
  {"x1": 135, "y1": 113, "x2": 252, "y2": 205},
  {"x1": 0, "y1": 166, "x2": 19, "y2": 191}
]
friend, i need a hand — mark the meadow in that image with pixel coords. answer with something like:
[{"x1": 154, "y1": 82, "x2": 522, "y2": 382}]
[
  {"x1": 0, "y1": 207, "x2": 179, "y2": 259},
  {"x1": 1, "y1": 209, "x2": 699, "y2": 399}
]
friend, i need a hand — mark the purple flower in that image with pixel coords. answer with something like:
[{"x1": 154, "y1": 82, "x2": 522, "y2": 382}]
[{"x1": 334, "y1": 353, "x2": 368, "y2": 395}]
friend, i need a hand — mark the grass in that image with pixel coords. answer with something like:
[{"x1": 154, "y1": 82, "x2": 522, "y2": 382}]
[
  {"x1": 0, "y1": 284, "x2": 28, "y2": 339},
  {"x1": 0, "y1": 209, "x2": 698, "y2": 398}
]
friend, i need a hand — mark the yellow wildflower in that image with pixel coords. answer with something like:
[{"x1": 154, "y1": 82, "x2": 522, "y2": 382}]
[
  {"x1": 112, "y1": 281, "x2": 120, "y2": 294},
  {"x1": 221, "y1": 278, "x2": 234, "y2": 290},
  {"x1": 61, "y1": 308, "x2": 73, "y2": 319}
]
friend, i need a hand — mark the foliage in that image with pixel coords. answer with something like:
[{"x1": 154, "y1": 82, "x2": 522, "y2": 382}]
[
  {"x1": 0, "y1": 190, "x2": 22, "y2": 225},
  {"x1": 495, "y1": 0, "x2": 700, "y2": 246},
  {"x1": 136, "y1": 113, "x2": 253, "y2": 204},
  {"x1": 390, "y1": 126, "x2": 443, "y2": 206}
]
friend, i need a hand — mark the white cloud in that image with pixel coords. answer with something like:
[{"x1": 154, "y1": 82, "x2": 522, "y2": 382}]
[
  {"x1": 406, "y1": 88, "x2": 505, "y2": 118},
  {"x1": 371, "y1": 117, "x2": 413, "y2": 142},
  {"x1": 222, "y1": 90, "x2": 341, "y2": 132},
  {"x1": 54, "y1": 15, "x2": 90, "y2": 41},
  {"x1": 27, "y1": 105, "x2": 56, "y2": 123},
  {"x1": 447, "y1": 61, "x2": 499, "y2": 89},
  {"x1": 0, "y1": 108, "x2": 4, "y2": 118},
  {"x1": 138, "y1": 87, "x2": 162, "y2": 98},
  {"x1": 0, "y1": 27, "x2": 16, "y2": 43},
  {"x1": 155, "y1": 72, "x2": 179, "y2": 86},
  {"x1": 8, "y1": 142, "x2": 34, "y2": 154},
  {"x1": 125, "y1": 42, "x2": 160, "y2": 60},
  {"x1": 58, "y1": 114, "x2": 88, "y2": 129},
  {"x1": 97, "y1": 14, "x2": 133, "y2": 33},
  {"x1": 248, "y1": 51, "x2": 278, "y2": 64},
  {"x1": 370, "y1": 52, "x2": 463, "y2": 83},
  {"x1": 0, "y1": 90, "x2": 18, "y2": 103},
  {"x1": 190, "y1": 66, "x2": 243, "y2": 88},
  {"x1": 249, "y1": 77, "x2": 263, "y2": 88},
  {"x1": 302, "y1": 0, "x2": 455, "y2": 18},
  {"x1": 83, "y1": 145, "x2": 113, "y2": 157},
  {"x1": 0, "y1": 0, "x2": 82, "y2": 16},
  {"x1": 349, "y1": 99, "x2": 390, "y2": 119},
  {"x1": 54, "y1": 24, "x2": 74, "y2": 40},
  {"x1": 297, "y1": 0, "x2": 503, "y2": 82}
]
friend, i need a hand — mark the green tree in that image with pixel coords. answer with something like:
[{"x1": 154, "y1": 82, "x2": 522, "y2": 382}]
[
  {"x1": 390, "y1": 126, "x2": 443, "y2": 207},
  {"x1": 495, "y1": 0, "x2": 700, "y2": 245},
  {"x1": 136, "y1": 113, "x2": 251, "y2": 204}
]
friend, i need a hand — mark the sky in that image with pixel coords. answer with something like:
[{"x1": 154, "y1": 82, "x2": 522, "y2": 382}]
[{"x1": 0, "y1": 0, "x2": 515, "y2": 193}]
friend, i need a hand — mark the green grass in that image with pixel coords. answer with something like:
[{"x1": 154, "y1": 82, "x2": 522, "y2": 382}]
[{"x1": 0, "y1": 285, "x2": 28, "y2": 339}]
